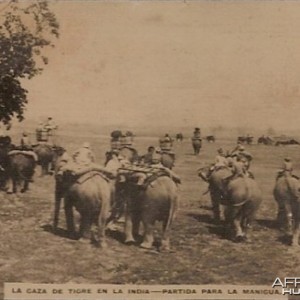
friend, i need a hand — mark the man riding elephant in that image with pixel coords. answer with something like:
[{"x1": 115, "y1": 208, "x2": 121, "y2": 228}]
[
  {"x1": 118, "y1": 147, "x2": 180, "y2": 187},
  {"x1": 121, "y1": 169, "x2": 179, "y2": 251},
  {"x1": 53, "y1": 146, "x2": 113, "y2": 247},
  {"x1": 199, "y1": 160, "x2": 262, "y2": 241}
]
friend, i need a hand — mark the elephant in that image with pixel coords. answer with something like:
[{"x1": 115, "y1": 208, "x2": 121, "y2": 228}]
[
  {"x1": 205, "y1": 135, "x2": 216, "y2": 143},
  {"x1": 199, "y1": 166, "x2": 262, "y2": 241},
  {"x1": 198, "y1": 166, "x2": 231, "y2": 222},
  {"x1": 54, "y1": 170, "x2": 111, "y2": 247},
  {"x1": 176, "y1": 133, "x2": 183, "y2": 142},
  {"x1": 192, "y1": 138, "x2": 202, "y2": 155},
  {"x1": 0, "y1": 136, "x2": 14, "y2": 189},
  {"x1": 273, "y1": 175, "x2": 300, "y2": 246},
  {"x1": 33, "y1": 144, "x2": 63, "y2": 176},
  {"x1": 257, "y1": 136, "x2": 274, "y2": 145},
  {"x1": 237, "y1": 136, "x2": 253, "y2": 145},
  {"x1": 122, "y1": 176, "x2": 179, "y2": 252},
  {"x1": 7, "y1": 152, "x2": 36, "y2": 193}
]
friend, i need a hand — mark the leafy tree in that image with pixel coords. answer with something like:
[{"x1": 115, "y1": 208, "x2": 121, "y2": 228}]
[{"x1": 0, "y1": 0, "x2": 59, "y2": 125}]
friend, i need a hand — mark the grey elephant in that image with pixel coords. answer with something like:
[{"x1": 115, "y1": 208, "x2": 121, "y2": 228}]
[
  {"x1": 54, "y1": 166, "x2": 111, "y2": 248},
  {"x1": 7, "y1": 152, "x2": 36, "y2": 193},
  {"x1": 274, "y1": 175, "x2": 300, "y2": 246},
  {"x1": 121, "y1": 176, "x2": 179, "y2": 252},
  {"x1": 192, "y1": 138, "x2": 202, "y2": 155},
  {"x1": 199, "y1": 166, "x2": 262, "y2": 241}
]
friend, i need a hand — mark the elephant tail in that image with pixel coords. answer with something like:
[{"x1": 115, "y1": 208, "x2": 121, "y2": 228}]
[{"x1": 165, "y1": 189, "x2": 179, "y2": 232}]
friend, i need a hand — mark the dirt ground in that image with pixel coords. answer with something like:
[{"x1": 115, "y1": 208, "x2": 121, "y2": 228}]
[{"x1": 1, "y1": 132, "x2": 300, "y2": 297}]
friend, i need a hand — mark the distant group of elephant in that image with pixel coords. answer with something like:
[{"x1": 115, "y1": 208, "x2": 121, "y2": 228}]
[{"x1": 238, "y1": 135, "x2": 300, "y2": 146}]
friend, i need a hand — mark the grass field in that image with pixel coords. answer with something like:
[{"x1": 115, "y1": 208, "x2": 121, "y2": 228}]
[{"x1": 1, "y1": 131, "x2": 300, "y2": 297}]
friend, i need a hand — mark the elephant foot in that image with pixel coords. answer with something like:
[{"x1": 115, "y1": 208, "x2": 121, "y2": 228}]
[
  {"x1": 291, "y1": 238, "x2": 299, "y2": 247},
  {"x1": 140, "y1": 241, "x2": 154, "y2": 249},
  {"x1": 124, "y1": 238, "x2": 136, "y2": 246},
  {"x1": 99, "y1": 241, "x2": 108, "y2": 249},
  {"x1": 234, "y1": 235, "x2": 247, "y2": 243},
  {"x1": 68, "y1": 231, "x2": 77, "y2": 240},
  {"x1": 159, "y1": 244, "x2": 175, "y2": 253},
  {"x1": 159, "y1": 248, "x2": 175, "y2": 253},
  {"x1": 79, "y1": 237, "x2": 91, "y2": 245},
  {"x1": 93, "y1": 239, "x2": 107, "y2": 249}
]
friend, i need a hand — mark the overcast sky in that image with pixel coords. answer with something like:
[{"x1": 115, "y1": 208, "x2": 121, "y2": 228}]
[{"x1": 14, "y1": 1, "x2": 300, "y2": 130}]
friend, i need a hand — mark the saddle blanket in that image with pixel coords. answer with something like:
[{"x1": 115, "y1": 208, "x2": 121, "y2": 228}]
[
  {"x1": 8, "y1": 150, "x2": 38, "y2": 161},
  {"x1": 75, "y1": 170, "x2": 109, "y2": 184}
]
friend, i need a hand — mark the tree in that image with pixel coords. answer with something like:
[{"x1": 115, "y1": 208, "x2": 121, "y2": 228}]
[{"x1": 0, "y1": 0, "x2": 59, "y2": 125}]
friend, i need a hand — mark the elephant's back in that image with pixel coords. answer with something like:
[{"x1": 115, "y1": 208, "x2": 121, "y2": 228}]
[
  {"x1": 142, "y1": 176, "x2": 178, "y2": 220},
  {"x1": 274, "y1": 176, "x2": 300, "y2": 200},
  {"x1": 192, "y1": 139, "x2": 201, "y2": 145},
  {"x1": 211, "y1": 168, "x2": 232, "y2": 187},
  {"x1": 34, "y1": 145, "x2": 53, "y2": 160},
  {"x1": 228, "y1": 177, "x2": 262, "y2": 205},
  {"x1": 68, "y1": 175, "x2": 111, "y2": 210},
  {"x1": 144, "y1": 176, "x2": 178, "y2": 200}
]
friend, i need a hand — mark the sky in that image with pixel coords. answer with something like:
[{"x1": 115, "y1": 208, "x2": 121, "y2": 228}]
[{"x1": 10, "y1": 1, "x2": 300, "y2": 131}]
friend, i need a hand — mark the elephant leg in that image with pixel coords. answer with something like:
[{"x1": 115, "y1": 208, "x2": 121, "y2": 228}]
[
  {"x1": 210, "y1": 192, "x2": 221, "y2": 222},
  {"x1": 64, "y1": 198, "x2": 75, "y2": 235},
  {"x1": 99, "y1": 212, "x2": 108, "y2": 248},
  {"x1": 124, "y1": 210, "x2": 135, "y2": 244},
  {"x1": 140, "y1": 220, "x2": 155, "y2": 249},
  {"x1": 291, "y1": 202, "x2": 300, "y2": 246},
  {"x1": 6, "y1": 177, "x2": 13, "y2": 194},
  {"x1": 284, "y1": 202, "x2": 293, "y2": 235},
  {"x1": 40, "y1": 164, "x2": 45, "y2": 176},
  {"x1": 79, "y1": 212, "x2": 92, "y2": 240},
  {"x1": 161, "y1": 219, "x2": 171, "y2": 252},
  {"x1": 132, "y1": 210, "x2": 141, "y2": 239},
  {"x1": 53, "y1": 191, "x2": 62, "y2": 230},
  {"x1": 94, "y1": 199, "x2": 109, "y2": 248},
  {"x1": 21, "y1": 180, "x2": 29, "y2": 193},
  {"x1": 12, "y1": 178, "x2": 17, "y2": 194},
  {"x1": 224, "y1": 206, "x2": 234, "y2": 238},
  {"x1": 233, "y1": 208, "x2": 245, "y2": 241},
  {"x1": 277, "y1": 206, "x2": 287, "y2": 230},
  {"x1": 91, "y1": 212, "x2": 106, "y2": 248}
]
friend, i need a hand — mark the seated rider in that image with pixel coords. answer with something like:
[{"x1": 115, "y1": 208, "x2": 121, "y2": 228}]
[
  {"x1": 215, "y1": 148, "x2": 228, "y2": 169},
  {"x1": 205, "y1": 148, "x2": 228, "y2": 180},
  {"x1": 277, "y1": 157, "x2": 297, "y2": 179},
  {"x1": 20, "y1": 132, "x2": 32, "y2": 150},
  {"x1": 193, "y1": 127, "x2": 201, "y2": 139},
  {"x1": 235, "y1": 146, "x2": 252, "y2": 170},
  {"x1": 140, "y1": 146, "x2": 155, "y2": 165},
  {"x1": 105, "y1": 149, "x2": 122, "y2": 179},
  {"x1": 230, "y1": 143, "x2": 243, "y2": 157},
  {"x1": 221, "y1": 157, "x2": 247, "y2": 191},
  {"x1": 122, "y1": 147, "x2": 181, "y2": 186},
  {"x1": 164, "y1": 134, "x2": 171, "y2": 143},
  {"x1": 72, "y1": 142, "x2": 95, "y2": 166},
  {"x1": 140, "y1": 147, "x2": 180, "y2": 185}
]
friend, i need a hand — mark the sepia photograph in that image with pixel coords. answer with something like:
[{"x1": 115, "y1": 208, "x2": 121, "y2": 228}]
[{"x1": 1, "y1": 0, "x2": 300, "y2": 299}]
